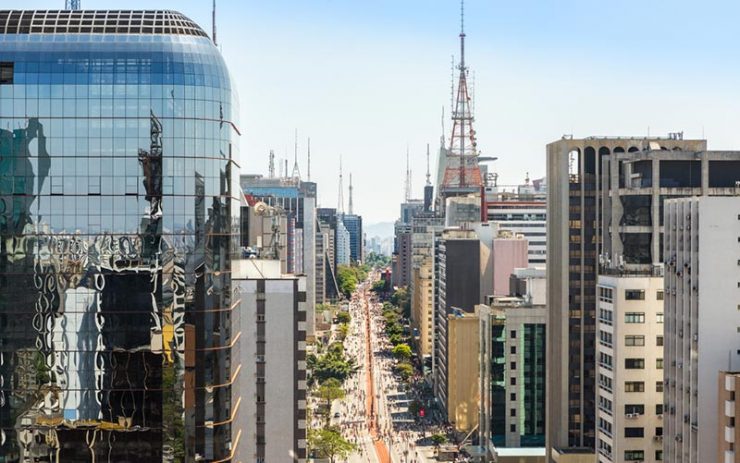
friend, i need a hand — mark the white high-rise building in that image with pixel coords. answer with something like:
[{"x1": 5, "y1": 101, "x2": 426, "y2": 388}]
[
  {"x1": 663, "y1": 196, "x2": 740, "y2": 463},
  {"x1": 485, "y1": 185, "x2": 546, "y2": 266},
  {"x1": 595, "y1": 275, "x2": 665, "y2": 463},
  {"x1": 336, "y1": 218, "x2": 351, "y2": 266}
]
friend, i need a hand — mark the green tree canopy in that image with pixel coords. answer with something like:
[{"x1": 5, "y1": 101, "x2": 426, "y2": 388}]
[
  {"x1": 336, "y1": 311, "x2": 351, "y2": 324},
  {"x1": 392, "y1": 343, "x2": 412, "y2": 360},
  {"x1": 394, "y1": 362, "x2": 414, "y2": 381},
  {"x1": 309, "y1": 426, "x2": 356, "y2": 463}
]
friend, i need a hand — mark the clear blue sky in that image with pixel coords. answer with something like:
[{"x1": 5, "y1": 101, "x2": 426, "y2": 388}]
[{"x1": 24, "y1": 0, "x2": 740, "y2": 223}]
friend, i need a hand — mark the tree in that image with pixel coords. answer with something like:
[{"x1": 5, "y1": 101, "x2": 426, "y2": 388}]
[
  {"x1": 337, "y1": 265, "x2": 359, "y2": 298},
  {"x1": 317, "y1": 378, "x2": 345, "y2": 425},
  {"x1": 336, "y1": 311, "x2": 351, "y2": 324},
  {"x1": 371, "y1": 279, "x2": 387, "y2": 293},
  {"x1": 394, "y1": 362, "x2": 414, "y2": 381},
  {"x1": 337, "y1": 323, "x2": 349, "y2": 340},
  {"x1": 392, "y1": 343, "x2": 412, "y2": 361},
  {"x1": 309, "y1": 426, "x2": 356, "y2": 463},
  {"x1": 431, "y1": 433, "x2": 447, "y2": 448},
  {"x1": 390, "y1": 287, "x2": 411, "y2": 318}
]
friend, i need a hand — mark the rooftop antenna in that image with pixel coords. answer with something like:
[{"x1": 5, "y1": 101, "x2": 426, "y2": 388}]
[
  {"x1": 65, "y1": 0, "x2": 80, "y2": 9},
  {"x1": 404, "y1": 145, "x2": 412, "y2": 201},
  {"x1": 348, "y1": 173, "x2": 354, "y2": 215},
  {"x1": 291, "y1": 128, "x2": 301, "y2": 180},
  {"x1": 212, "y1": 0, "x2": 217, "y2": 46},
  {"x1": 285, "y1": 159, "x2": 288, "y2": 179},
  {"x1": 338, "y1": 155, "x2": 345, "y2": 214},
  {"x1": 426, "y1": 143, "x2": 431, "y2": 186},
  {"x1": 450, "y1": 55, "x2": 455, "y2": 119},
  {"x1": 307, "y1": 137, "x2": 312, "y2": 181},
  {"x1": 268, "y1": 149, "x2": 275, "y2": 178}
]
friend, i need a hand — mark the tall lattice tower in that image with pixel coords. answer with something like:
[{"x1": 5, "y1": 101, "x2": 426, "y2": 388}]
[
  {"x1": 404, "y1": 146, "x2": 412, "y2": 201},
  {"x1": 65, "y1": 0, "x2": 81, "y2": 9},
  {"x1": 441, "y1": 0, "x2": 482, "y2": 193}
]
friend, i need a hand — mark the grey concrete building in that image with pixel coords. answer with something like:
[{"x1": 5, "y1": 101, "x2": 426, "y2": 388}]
[
  {"x1": 234, "y1": 258, "x2": 308, "y2": 463},
  {"x1": 546, "y1": 135, "x2": 713, "y2": 461}
]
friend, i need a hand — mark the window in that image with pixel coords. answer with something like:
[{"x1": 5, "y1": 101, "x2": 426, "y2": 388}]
[
  {"x1": 510, "y1": 424, "x2": 516, "y2": 433},
  {"x1": 625, "y1": 335, "x2": 645, "y2": 346},
  {"x1": 624, "y1": 450, "x2": 645, "y2": 461},
  {"x1": 510, "y1": 408, "x2": 516, "y2": 417},
  {"x1": 510, "y1": 393, "x2": 516, "y2": 401},
  {"x1": 656, "y1": 381, "x2": 664, "y2": 392},
  {"x1": 625, "y1": 427, "x2": 644, "y2": 438},
  {"x1": 0, "y1": 62, "x2": 12, "y2": 85},
  {"x1": 625, "y1": 404, "x2": 644, "y2": 415},
  {"x1": 655, "y1": 427, "x2": 663, "y2": 436},
  {"x1": 656, "y1": 335, "x2": 664, "y2": 346},
  {"x1": 656, "y1": 404, "x2": 663, "y2": 415},
  {"x1": 625, "y1": 289, "x2": 645, "y2": 300},
  {"x1": 625, "y1": 312, "x2": 645, "y2": 323},
  {"x1": 625, "y1": 358, "x2": 645, "y2": 369},
  {"x1": 656, "y1": 450, "x2": 663, "y2": 461},
  {"x1": 510, "y1": 345, "x2": 516, "y2": 354},
  {"x1": 510, "y1": 377, "x2": 516, "y2": 386},
  {"x1": 656, "y1": 290, "x2": 664, "y2": 300},
  {"x1": 511, "y1": 330, "x2": 517, "y2": 339},
  {"x1": 656, "y1": 358, "x2": 663, "y2": 369},
  {"x1": 657, "y1": 312, "x2": 664, "y2": 323},
  {"x1": 510, "y1": 362, "x2": 516, "y2": 370},
  {"x1": 625, "y1": 381, "x2": 645, "y2": 392}
]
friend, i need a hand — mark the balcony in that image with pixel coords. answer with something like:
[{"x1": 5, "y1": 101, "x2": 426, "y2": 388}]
[
  {"x1": 726, "y1": 400, "x2": 736, "y2": 418},
  {"x1": 726, "y1": 426, "x2": 735, "y2": 444},
  {"x1": 727, "y1": 376, "x2": 736, "y2": 392},
  {"x1": 726, "y1": 450, "x2": 735, "y2": 463}
]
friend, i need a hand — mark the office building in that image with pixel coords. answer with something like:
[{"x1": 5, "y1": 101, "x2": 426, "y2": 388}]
[
  {"x1": 0, "y1": 10, "x2": 241, "y2": 461},
  {"x1": 410, "y1": 214, "x2": 444, "y2": 360},
  {"x1": 240, "y1": 175, "x2": 317, "y2": 335},
  {"x1": 493, "y1": 231, "x2": 529, "y2": 296},
  {"x1": 485, "y1": 182, "x2": 547, "y2": 266},
  {"x1": 594, "y1": 276, "x2": 665, "y2": 463},
  {"x1": 447, "y1": 308, "x2": 480, "y2": 433},
  {"x1": 336, "y1": 217, "x2": 351, "y2": 266},
  {"x1": 392, "y1": 222, "x2": 412, "y2": 287},
  {"x1": 342, "y1": 213, "x2": 363, "y2": 263},
  {"x1": 546, "y1": 135, "x2": 714, "y2": 460},
  {"x1": 434, "y1": 228, "x2": 482, "y2": 418},
  {"x1": 664, "y1": 196, "x2": 740, "y2": 463},
  {"x1": 234, "y1": 258, "x2": 307, "y2": 463},
  {"x1": 479, "y1": 285, "x2": 546, "y2": 455}
]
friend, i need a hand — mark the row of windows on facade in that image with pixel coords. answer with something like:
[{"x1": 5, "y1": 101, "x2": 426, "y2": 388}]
[
  {"x1": 599, "y1": 332, "x2": 663, "y2": 347},
  {"x1": 599, "y1": 310, "x2": 663, "y2": 325},
  {"x1": 599, "y1": 397, "x2": 665, "y2": 416},
  {"x1": 598, "y1": 287, "x2": 664, "y2": 302}
]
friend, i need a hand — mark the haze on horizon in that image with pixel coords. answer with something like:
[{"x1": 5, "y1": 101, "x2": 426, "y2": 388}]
[{"x1": 23, "y1": 0, "x2": 740, "y2": 223}]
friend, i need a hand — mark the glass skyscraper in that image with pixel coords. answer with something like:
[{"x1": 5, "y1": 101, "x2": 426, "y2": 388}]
[{"x1": 0, "y1": 10, "x2": 241, "y2": 462}]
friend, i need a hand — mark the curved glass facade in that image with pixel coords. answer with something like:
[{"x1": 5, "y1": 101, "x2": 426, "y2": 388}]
[{"x1": 0, "y1": 23, "x2": 241, "y2": 462}]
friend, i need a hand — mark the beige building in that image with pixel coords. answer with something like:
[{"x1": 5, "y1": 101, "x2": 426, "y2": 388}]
[
  {"x1": 447, "y1": 308, "x2": 480, "y2": 433},
  {"x1": 411, "y1": 256, "x2": 435, "y2": 357},
  {"x1": 595, "y1": 275, "x2": 664, "y2": 463},
  {"x1": 718, "y1": 372, "x2": 740, "y2": 462}
]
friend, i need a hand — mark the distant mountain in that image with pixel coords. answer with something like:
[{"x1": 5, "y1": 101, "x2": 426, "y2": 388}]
[{"x1": 364, "y1": 221, "x2": 394, "y2": 239}]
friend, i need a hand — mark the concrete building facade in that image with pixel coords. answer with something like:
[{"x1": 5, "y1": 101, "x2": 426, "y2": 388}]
[
  {"x1": 663, "y1": 196, "x2": 740, "y2": 463},
  {"x1": 485, "y1": 186, "x2": 547, "y2": 266},
  {"x1": 718, "y1": 372, "x2": 740, "y2": 463},
  {"x1": 434, "y1": 229, "x2": 482, "y2": 416},
  {"x1": 447, "y1": 308, "x2": 481, "y2": 433},
  {"x1": 595, "y1": 275, "x2": 665, "y2": 463},
  {"x1": 234, "y1": 259, "x2": 307, "y2": 463},
  {"x1": 493, "y1": 231, "x2": 529, "y2": 296},
  {"x1": 479, "y1": 294, "x2": 547, "y2": 457},
  {"x1": 546, "y1": 135, "x2": 714, "y2": 460}
]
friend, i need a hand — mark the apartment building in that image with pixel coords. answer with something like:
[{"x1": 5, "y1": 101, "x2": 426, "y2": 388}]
[
  {"x1": 447, "y1": 308, "x2": 481, "y2": 433},
  {"x1": 595, "y1": 276, "x2": 665, "y2": 463},
  {"x1": 664, "y1": 196, "x2": 740, "y2": 463},
  {"x1": 718, "y1": 371, "x2": 740, "y2": 463}
]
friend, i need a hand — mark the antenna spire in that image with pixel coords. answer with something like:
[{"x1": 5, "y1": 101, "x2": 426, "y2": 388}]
[
  {"x1": 212, "y1": 0, "x2": 217, "y2": 46},
  {"x1": 291, "y1": 128, "x2": 301, "y2": 180},
  {"x1": 307, "y1": 137, "x2": 311, "y2": 181},
  {"x1": 348, "y1": 173, "x2": 354, "y2": 215},
  {"x1": 426, "y1": 143, "x2": 431, "y2": 186},
  {"x1": 338, "y1": 155, "x2": 345, "y2": 214},
  {"x1": 404, "y1": 145, "x2": 412, "y2": 201},
  {"x1": 268, "y1": 149, "x2": 275, "y2": 178}
]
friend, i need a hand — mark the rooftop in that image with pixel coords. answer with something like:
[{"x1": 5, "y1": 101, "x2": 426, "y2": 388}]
[{"x1": 0, "y1": 10, "x2": 207, "y2": 38}]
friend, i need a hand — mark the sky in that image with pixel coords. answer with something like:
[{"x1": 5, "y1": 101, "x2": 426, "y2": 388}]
[{"x1": 24, "y1": 0, "x2": 740, "y2": 223}]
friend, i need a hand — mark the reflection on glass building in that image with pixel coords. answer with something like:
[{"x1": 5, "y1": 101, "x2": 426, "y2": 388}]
[{"x1": 0, "y1": 10, "x2": 242, "y2": 462}]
